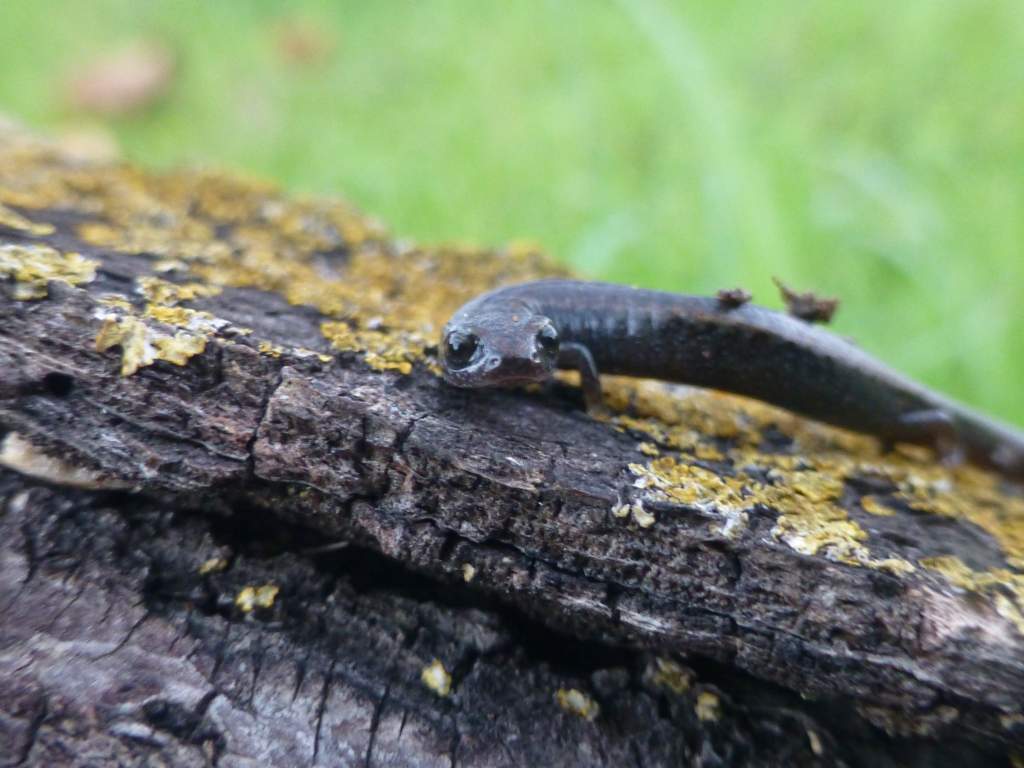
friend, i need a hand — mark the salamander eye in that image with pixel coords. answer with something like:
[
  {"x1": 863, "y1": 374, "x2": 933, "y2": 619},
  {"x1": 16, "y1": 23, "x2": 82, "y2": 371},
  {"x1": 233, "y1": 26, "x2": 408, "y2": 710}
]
[
  {"x1": 444, "y1": 331, "x2": 480, "y2": 370},
  {"x1": 535, "y1": 324, "x2": 559, "y2": 354}
]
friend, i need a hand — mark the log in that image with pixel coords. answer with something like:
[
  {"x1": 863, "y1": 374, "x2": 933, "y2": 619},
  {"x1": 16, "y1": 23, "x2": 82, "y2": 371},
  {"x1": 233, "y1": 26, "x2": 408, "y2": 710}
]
[{"x1": 1, "y1": 123, "x2": 1022, "y2": 767}]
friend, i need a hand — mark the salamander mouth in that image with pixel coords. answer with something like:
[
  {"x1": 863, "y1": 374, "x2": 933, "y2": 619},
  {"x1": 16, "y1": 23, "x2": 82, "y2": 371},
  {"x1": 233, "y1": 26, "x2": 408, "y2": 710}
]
[{"x1": 442, "y1": 367, "x2": 547, "y2": 389}]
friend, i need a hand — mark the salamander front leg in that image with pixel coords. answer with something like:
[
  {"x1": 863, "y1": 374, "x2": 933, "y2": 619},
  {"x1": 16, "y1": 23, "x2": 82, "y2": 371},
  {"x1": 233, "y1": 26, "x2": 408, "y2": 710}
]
[
  {"x1": 558, "y1": 342, "x2": 606, "y2": 413},
  {"x1": 895, "y1": 409, "x2": 964, "y2": 467}
]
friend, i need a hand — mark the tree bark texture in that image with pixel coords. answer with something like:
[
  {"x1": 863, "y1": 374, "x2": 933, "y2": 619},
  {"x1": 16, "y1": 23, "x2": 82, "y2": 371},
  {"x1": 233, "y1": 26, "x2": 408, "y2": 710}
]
[{"x1": 0, "y1": 124, "x2": 1022, "y2": 767}]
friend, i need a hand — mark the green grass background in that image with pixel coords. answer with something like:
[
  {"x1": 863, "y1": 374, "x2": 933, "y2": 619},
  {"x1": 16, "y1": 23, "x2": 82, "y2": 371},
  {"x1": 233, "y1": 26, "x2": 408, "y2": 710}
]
[{"x1": 1, "y1": 0, "x2": 1021, "y2": 422}]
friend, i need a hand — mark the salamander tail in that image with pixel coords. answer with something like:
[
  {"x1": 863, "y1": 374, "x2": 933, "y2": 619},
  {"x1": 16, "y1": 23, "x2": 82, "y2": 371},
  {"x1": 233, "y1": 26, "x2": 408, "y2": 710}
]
[
  {"x1": 951, "y1": 406, "x2": 1024, "y2": 483},
  {"x1": 991, "y1": 444, "x2": 1024, "y2": 482}
]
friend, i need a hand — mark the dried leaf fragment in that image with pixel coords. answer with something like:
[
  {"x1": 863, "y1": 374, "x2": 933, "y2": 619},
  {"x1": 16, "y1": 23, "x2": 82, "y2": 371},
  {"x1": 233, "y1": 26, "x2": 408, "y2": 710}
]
[
  {"x1": 274, "y1": 16, "x2": 336, "y2": 67},
  {"x1": 67, "y1": 41, "x2": 176, "y2": 116},
  {"x1": 773, "y1": 277, "x2": 839, "y2": 324},
  {"x1": 715, "y1": 287, "x2": 752, "y2": 308}
]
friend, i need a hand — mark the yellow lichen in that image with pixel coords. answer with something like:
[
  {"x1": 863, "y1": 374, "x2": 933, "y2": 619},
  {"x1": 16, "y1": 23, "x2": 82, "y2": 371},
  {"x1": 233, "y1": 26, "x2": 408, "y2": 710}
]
[
  {"x1": 631, "y1": 500, "x2": 656, "y2": 528},
  {"x1": 95, "y1": 315, "x2": 206, "y2": 376},
  {"x1": 293, "y1": 347, "x2": 333, "y2": 363},
  {"x1": 898, "y1": 468, "x2": 1024, "y2": 570},
  {"x1": 555, "y1": 688, "x2": 600, "y2": 721},
  {"x1": 98, "y1": 293, "x2": 133, "y2": 310},
  {"x1": 95, "y1": 316, "x2": 152, "y2": 375},
  {"x1": 629, "y1": 458, "x2": 746, "y2": 510},
  {"x1": 2, "y1": 134, "x2": 560, "y2": 384},
  {"x1": 695, "y1": 690, "x2": 721, "y2": 722},
  {"x1": 0, "y1": 201, "x2": 54, "y2": 235},
  {"x1": 421, "y1": 659, "x2": 452, "y2": 697},
  {"x1": 321, "y1": 319, "x2": 417, "y2": 374},
  {"x1": 920, "y1": 555, "x2": 1024, "y2": 636},
  {"x1": 198, "y1": 557, "x2": 228, "y2": 575},
  {"x1": 144, "y1": 304, "x2": 215, "y2": 329},
  {"x1": 91, "y1": 275, "x2": 225, "y2": 373},
  {"x1": 612, "y1": 386, "x2": 1024, "y2": 577},
  {"x1": 138, "y1": 275, "x2": 221, "y2": 305},
  {"x1": 153, "y1": 258, "x2": 188, "y2": 272},
  {"x1": 647, "y1": 657, "x2": 693, "y2": 694},
  {"x1": 0, "y1": 243, "x2": 96, "y2": 299},
  {"x1": 860, "y1": 495, "x2": 895, "y2": 516},
  {"x1": 235, "y1": 584, "x2": 279, "y2": 612},
  {"x1": 153, "y1": 333, "x2": 207, "y2": 366},
  {"x1": 920, "y1": 555, "x2": 986, "y2": 589},
  {"x1": 258, "y1": 340, "x2": 285, "y2": 358}
]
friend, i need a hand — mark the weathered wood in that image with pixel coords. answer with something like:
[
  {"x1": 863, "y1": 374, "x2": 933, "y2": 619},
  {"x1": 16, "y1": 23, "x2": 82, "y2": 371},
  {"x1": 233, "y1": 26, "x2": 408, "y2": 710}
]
[{"x1": 1, "y1": 124, "x2": 1022, "y2": 766}]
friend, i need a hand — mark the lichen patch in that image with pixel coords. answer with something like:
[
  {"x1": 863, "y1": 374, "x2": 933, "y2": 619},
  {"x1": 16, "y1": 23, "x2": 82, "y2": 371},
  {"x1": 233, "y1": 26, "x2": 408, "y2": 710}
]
[
  {"x1": 95, "y1": 315, "x2": 206, "y2": 376},
  {"x1": 920, "y1": 555, "x2": 1024, "y2": 637},
  {"x1": 695, "y1": 690, "x2": 721, "y2": 722},
  {"x1": 421, "y1": 659, "x2": 452, "y2": 697},
  {"x1": 235, "y1": 584, "x2": 280, "y2": 612},
  {"x1": 137, "y1": 275, "x2": 221, "y2": 305},
  {"x1": 0, "y1": 201, "x2": 54, "y2": 236},
  {"x1": 198, "y1": 557, "x2": 229, "y2": 575},
  {"x1": 646, "y1": 657, "x2": 693, "y2": 694},
  {"x1": 98, "y1": 293, "x2": 133, "y2": 310},
  {"x1": 0, "y1": 136, "x2": 562, "y2": 380},
  {"x1": 614, "y1": 382, "x2": 1021, "y2": 581},
  {"x1": 860, "y1": 494, "x2": 895, "y2": 516},
  {"x1": 321, "y1": 319, "x2": 418, "y2": 374},
  {"x1": 0, "y1": 243, "x2": 96, "y2": 299},
  {"x1": 555, "y1": 688, "x2": 600, "y2": 721}
]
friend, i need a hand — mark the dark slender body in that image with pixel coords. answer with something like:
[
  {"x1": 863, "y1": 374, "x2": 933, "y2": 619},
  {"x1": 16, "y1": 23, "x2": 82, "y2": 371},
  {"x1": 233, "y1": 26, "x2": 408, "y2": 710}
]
[{"x1": 440, "y1": 280, "x2": 1024, "y2": 480}]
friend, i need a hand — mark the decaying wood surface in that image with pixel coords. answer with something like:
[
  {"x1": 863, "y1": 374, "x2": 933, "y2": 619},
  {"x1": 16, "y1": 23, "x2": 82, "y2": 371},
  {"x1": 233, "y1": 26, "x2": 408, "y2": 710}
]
[{"x1": 1, "y1": 124, "x2": 1022, "y2": 767}]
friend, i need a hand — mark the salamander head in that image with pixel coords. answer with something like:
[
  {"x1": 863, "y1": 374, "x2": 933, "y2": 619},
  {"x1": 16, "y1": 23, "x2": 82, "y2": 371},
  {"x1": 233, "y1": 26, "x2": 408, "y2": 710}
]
[{"x1": 440, "y1": 307, "x2": 559, "y2": 388}]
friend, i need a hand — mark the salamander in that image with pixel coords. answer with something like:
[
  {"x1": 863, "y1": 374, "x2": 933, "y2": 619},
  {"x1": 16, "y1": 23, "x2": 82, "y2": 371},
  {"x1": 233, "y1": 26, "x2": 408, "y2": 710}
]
[{"x1": 440, "y1": 279, "x2": 1024, "y2": 480}]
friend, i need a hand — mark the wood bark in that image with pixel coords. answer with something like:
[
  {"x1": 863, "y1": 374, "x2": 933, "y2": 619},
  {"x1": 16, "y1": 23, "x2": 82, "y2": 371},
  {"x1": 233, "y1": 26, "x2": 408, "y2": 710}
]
[{"x1": 0, "y1": 126, "x2": 1022, "y2": 767}]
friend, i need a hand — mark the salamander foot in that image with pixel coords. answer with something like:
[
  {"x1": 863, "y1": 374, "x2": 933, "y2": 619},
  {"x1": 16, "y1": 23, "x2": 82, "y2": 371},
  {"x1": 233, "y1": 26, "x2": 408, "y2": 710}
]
[
  {"x1": 558, "y1": 342, "x2": 606, "y2": 413},
  {"x1": 896, "y1": 409, "x2": 964, "y2": 467}
]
